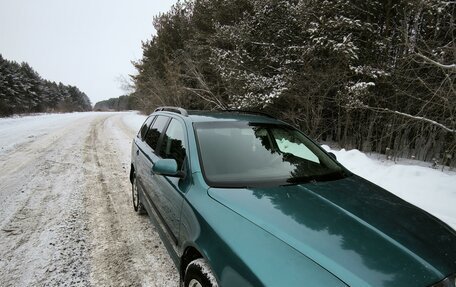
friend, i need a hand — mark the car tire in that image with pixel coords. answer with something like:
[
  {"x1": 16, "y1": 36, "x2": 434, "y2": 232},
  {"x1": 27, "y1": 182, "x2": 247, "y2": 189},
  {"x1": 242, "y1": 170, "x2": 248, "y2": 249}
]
[
  {"x1": 184, "y1": 258, "x2": 218, "y2": 287},
  {"x1": 132, "y1": 175, "x2": 146, "y2": 215}
]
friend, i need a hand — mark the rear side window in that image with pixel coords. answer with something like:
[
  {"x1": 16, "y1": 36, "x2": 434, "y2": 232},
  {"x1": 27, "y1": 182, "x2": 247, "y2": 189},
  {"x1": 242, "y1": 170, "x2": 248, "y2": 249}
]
[
  {"x1": 161, "y1": 119, "x2": 186, "y2": 170},
  {"x1": 145, "y1": 116, "x2": 169, "y2": 150},
  {"x1": 139, "y1": 116, "x2": 155, "y2": 140}
]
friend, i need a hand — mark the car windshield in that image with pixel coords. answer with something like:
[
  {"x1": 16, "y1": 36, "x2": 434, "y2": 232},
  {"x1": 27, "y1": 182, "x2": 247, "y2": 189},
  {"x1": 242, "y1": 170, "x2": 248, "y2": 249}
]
[{"x1": 194, "y1": 121, "x2": 349, "y2": 188}]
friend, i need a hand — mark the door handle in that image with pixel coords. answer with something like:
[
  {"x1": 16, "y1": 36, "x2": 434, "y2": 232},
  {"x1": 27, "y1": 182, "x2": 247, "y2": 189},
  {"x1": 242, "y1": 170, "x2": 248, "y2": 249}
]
[{"x1": 136, "y1": 150, "x2": 139, "y2": 156}]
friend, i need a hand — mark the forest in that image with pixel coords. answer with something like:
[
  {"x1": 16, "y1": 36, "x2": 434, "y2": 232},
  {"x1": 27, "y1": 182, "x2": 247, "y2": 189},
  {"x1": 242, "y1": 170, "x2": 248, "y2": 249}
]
[
  {"x1": 93, "y1": 95, "x2": 135, "y2": 111},
  {"x1": 132, "y1": 0, "x2": 455, "y2": 167},
  {"x1": 0, "y1": 54, "x2": 92, "y2": 116}
]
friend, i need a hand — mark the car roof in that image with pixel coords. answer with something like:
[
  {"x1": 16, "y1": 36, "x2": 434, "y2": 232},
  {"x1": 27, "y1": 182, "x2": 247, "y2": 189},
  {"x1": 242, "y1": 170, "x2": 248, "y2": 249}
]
[{"x1": 153, "y1": 109, "x2": 284, "y2": 124}]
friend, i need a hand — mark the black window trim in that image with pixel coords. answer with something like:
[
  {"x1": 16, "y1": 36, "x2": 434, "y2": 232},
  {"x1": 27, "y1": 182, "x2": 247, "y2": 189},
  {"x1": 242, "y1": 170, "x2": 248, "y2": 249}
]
[
  {"x1": 141, "y1": 115, "x2": 157, "y2": 141},
  {"x1": 144, "y1": 115, "x2": 171, "y2": 155},
  {"x1": 160, "y1": 118, "x2": 189, "y2": 170},
  {"x1": 136, "y1": 115, "x2": 155, "y2": 141},
  {"x1": 154, "y1": 116, "x2": 172, "y2": 157}
]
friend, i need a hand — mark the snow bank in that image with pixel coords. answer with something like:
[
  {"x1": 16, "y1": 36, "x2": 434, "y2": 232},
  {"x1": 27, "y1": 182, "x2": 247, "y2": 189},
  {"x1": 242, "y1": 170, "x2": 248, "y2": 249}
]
[
  {"x1": 121, "y1": 111, "x2": 147, "y2": 132},
  {"x1": 322, "y1": 145, "x2": 456, "y2": 230}
]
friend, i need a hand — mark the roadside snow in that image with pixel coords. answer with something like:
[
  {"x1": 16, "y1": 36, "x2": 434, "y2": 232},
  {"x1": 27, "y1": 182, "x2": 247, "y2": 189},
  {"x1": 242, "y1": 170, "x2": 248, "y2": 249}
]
[
  {"x1": 121, "y1": 111, "x2": 147, "y2": 132},
  {"x1": 322, "y1": 145, "x2": 456, "y2": 230}
]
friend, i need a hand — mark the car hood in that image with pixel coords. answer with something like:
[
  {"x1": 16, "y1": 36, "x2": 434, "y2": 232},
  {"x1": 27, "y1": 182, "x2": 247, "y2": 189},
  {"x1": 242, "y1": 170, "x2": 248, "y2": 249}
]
[{"x1": 208, "y1": 175, "x2": 456, "y2": 287}]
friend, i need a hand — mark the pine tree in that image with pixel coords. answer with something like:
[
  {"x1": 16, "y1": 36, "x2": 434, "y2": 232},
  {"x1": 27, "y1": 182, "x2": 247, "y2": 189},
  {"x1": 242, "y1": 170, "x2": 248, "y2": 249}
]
[
  {"x1": 0, "y1": 54, "x2": 92, "y2": 116},
  {"x1": 132, "y1": 0, "x2": 456, "y2": 166}
]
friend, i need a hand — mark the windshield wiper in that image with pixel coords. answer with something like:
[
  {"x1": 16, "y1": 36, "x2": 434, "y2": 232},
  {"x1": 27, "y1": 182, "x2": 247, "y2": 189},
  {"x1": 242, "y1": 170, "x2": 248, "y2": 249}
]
[
  {"x1": 284, "y1": 171, "x2": 347, "y2": 186},
  {"x1": 283, "y1": 176, "x2": 315, "y2": 185}
]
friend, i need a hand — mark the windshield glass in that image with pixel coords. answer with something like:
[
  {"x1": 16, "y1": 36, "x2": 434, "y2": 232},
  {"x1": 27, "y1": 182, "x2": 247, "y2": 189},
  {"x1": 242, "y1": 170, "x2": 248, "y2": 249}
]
[{"x1": 194, "y1": 122, "x2": 348, "y2": 187}]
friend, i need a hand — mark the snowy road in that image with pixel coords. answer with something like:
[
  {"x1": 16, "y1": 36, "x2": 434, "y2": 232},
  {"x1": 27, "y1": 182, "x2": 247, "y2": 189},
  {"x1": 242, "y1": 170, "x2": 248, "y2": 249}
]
[{"x1": 0, "y1": 112, "x2": 178, "y2": 286}]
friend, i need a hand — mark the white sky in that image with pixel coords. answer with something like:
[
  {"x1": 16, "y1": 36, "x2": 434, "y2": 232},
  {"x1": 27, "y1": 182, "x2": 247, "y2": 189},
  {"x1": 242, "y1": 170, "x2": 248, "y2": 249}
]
[{"x1": 0, "y1": 0, "x2": 176, "y2": 105}]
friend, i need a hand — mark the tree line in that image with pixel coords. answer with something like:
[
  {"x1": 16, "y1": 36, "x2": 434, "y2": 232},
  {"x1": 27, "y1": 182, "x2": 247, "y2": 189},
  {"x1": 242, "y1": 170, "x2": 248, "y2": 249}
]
[
  {"x1": 94, "y1": 95, "x2": 136, "y2": 111},
  {"x1": 132, "y1": 0, "x2": 455, "y2": 167},
  {"x1": 0, "y1": 54, "x2": 92, "y2": 116}
]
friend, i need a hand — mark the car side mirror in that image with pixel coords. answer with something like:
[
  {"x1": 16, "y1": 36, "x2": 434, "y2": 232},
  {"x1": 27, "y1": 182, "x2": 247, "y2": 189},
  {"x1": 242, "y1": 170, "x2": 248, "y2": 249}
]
[
  {"x1": 328, "y1": 152, "x2": 337, "y2": 160},
  {"x1": 152, "y1": 159, "x2": 185, "y2": 178}
]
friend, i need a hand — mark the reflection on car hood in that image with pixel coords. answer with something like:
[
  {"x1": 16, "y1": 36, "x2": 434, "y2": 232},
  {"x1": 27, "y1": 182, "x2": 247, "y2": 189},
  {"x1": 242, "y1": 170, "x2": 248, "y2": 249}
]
[{"x1": 208, "y1": 175, "x2": 456, "y2": 287}]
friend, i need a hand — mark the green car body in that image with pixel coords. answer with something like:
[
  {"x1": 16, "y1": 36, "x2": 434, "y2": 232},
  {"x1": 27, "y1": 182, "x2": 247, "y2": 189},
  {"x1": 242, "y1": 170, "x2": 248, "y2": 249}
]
[{"x1": 130, "y1": 108, "x2": 456, "y2": 287}]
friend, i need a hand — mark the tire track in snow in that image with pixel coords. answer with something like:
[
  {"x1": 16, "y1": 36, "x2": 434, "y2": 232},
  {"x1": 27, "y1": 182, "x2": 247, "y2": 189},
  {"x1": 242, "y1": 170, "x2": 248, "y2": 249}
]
[
  {"x1": 0, "y1": 118, "x2": 86, "y2": 229},
  {"x1": 83, "y1": 114, "x2": 178, "y2": 287},
  {"x1": 0, "y1": 114, "x2": 96, "y2": 286},
  {"x1": 0, "y1": 112, "x2": 179, "y2": 286}
]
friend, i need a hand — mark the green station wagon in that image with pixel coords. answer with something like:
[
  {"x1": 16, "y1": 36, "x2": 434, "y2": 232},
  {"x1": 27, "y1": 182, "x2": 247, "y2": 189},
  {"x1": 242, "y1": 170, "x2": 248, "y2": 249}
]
[{"x1": 130, "y1": 106, "x2": 456, "y2": 287}]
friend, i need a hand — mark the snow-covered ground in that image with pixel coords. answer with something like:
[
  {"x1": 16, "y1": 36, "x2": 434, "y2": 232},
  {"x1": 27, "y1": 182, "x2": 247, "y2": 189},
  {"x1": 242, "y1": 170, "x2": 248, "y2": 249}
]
[
  {"x1": 0, "y1": 112, "x2": 178, "y2": 286},
  {"x1": 322, "y1": 145, "x2": 456, "y2": 230},
  {"x1": 120, "y1": 111, "x2": 147, "y2": 132},
  {"x1": 0, "y1": 112, "x2": 96, "y2": 156},
  {"x1": 0, "y1": 111, "x2": 454, "y2": 286}
]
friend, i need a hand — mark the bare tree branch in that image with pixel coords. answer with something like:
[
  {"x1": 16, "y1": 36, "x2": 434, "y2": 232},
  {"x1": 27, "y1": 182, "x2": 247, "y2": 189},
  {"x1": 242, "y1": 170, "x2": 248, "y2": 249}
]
[
  {"x1": 182, "y1": 87, "x2": 226, "y2": 109},
  {"x1": 415, "y1": 52, "x2": 456, "y2": 71},
  {"x1": 182, "y1": 56, "x2": 228, "y2": 109},
  {"x1": 360, "y1": 104, "x2": 455, "y2": 133}
]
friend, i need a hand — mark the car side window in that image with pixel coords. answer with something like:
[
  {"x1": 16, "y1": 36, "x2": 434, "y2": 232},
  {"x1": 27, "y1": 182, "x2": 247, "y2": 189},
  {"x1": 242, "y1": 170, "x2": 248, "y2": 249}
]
[
  {"x1": 139, "y1": 116, "x2": 155, "y2": 140},
  {"x1": 145, "y1": 116, "x2": 169, "y2": 150},
  {"x1": 161, "y1": 119, "x2": 186, "y2": 170}
]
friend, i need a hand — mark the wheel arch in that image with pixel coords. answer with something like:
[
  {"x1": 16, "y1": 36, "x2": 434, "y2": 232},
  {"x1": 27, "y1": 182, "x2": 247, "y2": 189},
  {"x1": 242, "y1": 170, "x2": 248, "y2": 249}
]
[
  {"x1": 180, "y1": 245, "x2": 203, "y2": 279},
  {"x1": 130, "y1": 163, "x2": 135, "y2": 184}
]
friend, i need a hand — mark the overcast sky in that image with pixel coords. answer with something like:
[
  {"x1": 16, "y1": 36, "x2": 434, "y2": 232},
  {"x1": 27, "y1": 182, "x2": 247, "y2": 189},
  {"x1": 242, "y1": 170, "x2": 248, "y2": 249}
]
[{"x1": 0, "y1": 0, "x2": 176, "y2": 105}]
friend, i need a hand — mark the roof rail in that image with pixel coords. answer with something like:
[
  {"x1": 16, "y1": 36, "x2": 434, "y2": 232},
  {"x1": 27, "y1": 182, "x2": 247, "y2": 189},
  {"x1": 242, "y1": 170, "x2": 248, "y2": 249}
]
[
  {"x1": 220, "y1": 109, "x2": 275, "y2": 118},
  {"x1": 154, "y1": 106, "x2": 188, "y2": 116}
]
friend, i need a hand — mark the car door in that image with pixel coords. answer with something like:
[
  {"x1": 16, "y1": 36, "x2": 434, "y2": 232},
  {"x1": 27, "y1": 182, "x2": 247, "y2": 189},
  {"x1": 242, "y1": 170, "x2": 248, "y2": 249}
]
[
  {"x1": 134, "y1": 115, "x2": 155, "y2": 187},
  {"x1": 152, "y1": 118, "x2": 190, "y2": 245},
  {"x1": 136, "y1": 115, "x2": 170, "y2": 218}
]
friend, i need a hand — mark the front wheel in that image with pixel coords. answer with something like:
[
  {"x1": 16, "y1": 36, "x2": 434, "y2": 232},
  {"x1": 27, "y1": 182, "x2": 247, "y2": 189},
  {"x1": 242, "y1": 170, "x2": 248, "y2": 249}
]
[
  {"x1": 184, "y1": 258, "x2": 218, "y2": 287},
  {"x1": 132, "y1": 175, "x2": 146, "y2": 214}
]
